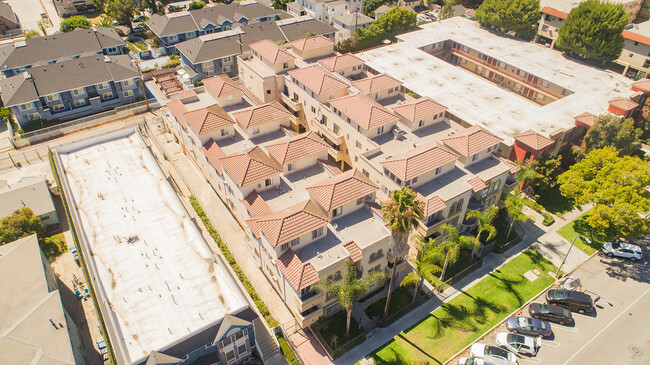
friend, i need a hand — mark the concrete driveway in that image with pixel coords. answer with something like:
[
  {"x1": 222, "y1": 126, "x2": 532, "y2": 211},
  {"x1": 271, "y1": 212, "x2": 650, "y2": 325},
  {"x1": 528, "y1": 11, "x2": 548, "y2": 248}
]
[{"x1": 6, "y1": 0, "x2": 61, "y2": 34}]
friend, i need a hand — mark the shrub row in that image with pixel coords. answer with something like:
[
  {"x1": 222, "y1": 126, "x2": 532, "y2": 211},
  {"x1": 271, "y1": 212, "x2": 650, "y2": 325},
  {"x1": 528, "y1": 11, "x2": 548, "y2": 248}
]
[{"x1": 189, "y1": 196, "x2": 279, "y2": 327}]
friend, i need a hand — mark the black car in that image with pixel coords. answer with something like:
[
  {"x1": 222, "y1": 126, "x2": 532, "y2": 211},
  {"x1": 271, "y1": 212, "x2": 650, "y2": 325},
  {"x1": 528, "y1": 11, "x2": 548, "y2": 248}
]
[
  {"x1": 529, "y1": 303, "x2": 573, "y2": 325},
  {"x1": 546, "y1": 289, "x2": 594, "y2": 314}
]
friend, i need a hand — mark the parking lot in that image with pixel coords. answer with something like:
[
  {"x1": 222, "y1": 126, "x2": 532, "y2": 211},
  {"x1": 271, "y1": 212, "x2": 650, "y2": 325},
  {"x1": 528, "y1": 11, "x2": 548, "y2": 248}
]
[{"x1": 458, "y1": 240, "x2": 650, "y2": 365}]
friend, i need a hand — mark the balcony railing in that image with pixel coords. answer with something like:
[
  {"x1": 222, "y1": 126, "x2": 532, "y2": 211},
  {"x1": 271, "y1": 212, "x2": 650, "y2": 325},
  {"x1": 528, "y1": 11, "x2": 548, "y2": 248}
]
[
  {"x1": 280, "y1": 92, "x2": 302, "y2": 111},
  {"x1": 424, "y1": 216, "x2": 445, "y2": 228},
  {"x1": 311, "y1": 119, "x2": 343, "y2": 145},
  {"x1": 300, "y1": 290, "x2": 319, "y2": 302}
]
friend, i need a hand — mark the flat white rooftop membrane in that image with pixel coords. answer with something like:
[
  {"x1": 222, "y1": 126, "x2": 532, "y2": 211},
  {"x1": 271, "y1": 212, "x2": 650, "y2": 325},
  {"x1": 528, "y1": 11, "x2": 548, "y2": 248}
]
[
  {"x1": 358, "y1": 17, "x2": 634, "y2": 144},
  {"x1": 59, "y1": 132, "x2": 247, "y2": 362}
]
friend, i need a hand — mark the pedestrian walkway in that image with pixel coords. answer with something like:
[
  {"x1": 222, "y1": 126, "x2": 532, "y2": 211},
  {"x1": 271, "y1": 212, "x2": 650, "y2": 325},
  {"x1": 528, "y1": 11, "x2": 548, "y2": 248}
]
[{"x1": 147, "y1": 121, "x2": 330, "y2": 365}]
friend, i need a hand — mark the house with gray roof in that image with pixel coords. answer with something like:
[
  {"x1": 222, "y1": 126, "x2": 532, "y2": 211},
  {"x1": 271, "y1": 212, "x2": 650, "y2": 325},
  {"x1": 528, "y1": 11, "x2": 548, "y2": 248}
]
[
  {"x1": 0, "y1": 177, "x2": 59, "y2": 228},
  {"x1": 0, "y1": 54, "x2": 142, "y2": 126},
  {"x1": 0, "y1": 27, "x2": 126, "y2": 79},
  {"x1": 0, "y1": 2, "x2": 20, "y2": 35},
  {"x1": 276, "y1": 15, "x2": 337, "y2": 42},
  {"x1": 0, "y1": 234, "x2": 87, "y2": 364}
]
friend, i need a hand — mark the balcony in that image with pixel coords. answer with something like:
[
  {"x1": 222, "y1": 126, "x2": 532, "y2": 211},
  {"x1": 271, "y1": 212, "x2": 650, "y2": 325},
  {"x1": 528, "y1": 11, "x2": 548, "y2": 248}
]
[
  {"x1": 467, "y1": 197, "x2": 482, "y2": 210},
  {"x1": 424, "y1": 216, "x2": 445, "y2": 229},
  {"x1": 280, "y1": 92, "x2": 302, "y2": 112},
  {"x1": 300, "y1": 289, "x2": 320, "y2": 303},
  {"x1": 298, "y1": 305, "x2": 323, "y2": 328},
  {"x1": 311, "y1": 119, "x2": 344, "y2": 145}
]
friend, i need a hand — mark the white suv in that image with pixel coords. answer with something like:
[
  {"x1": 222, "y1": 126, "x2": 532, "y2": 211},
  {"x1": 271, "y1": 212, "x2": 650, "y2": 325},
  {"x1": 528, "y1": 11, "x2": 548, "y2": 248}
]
[{"x1": 602, "y1": 238, "x2": 643, "y2": 261}]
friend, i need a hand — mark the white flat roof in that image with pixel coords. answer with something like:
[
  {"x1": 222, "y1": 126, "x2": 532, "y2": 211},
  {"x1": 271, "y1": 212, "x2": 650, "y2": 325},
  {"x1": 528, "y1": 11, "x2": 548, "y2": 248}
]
[
  {"x1": 358, "y1": 17, "x2": 635, "y2": 144},
  {"x1": 541, "y1": 0, "x2": 632, "y2": 13},
  {"x1": 58, "y1": 132, "x2": 247, "y2": 363}
]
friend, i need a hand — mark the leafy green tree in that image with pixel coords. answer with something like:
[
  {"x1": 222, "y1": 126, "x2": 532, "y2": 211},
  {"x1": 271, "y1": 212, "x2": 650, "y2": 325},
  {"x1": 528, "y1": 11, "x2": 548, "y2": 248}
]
[
  {"x1": 311, "y1": 260, "x2": 385, "y2": 337},
  {"x1": 439, "y1": 0, "x2": 457, "y2": 20},
  {"x1": 558, "y1": 147, "x2": 650, "y2": 238},
  {"x1": 303, "y1": 32, "x2": 318, "y2": 38},
  {"x1": 460, "y1": 0, "x2": 484, "y2": 9},
  {"x1": 556, "y1": 0, "x2": 628, "y2": 63},
  {"x1": 374, "y1": 8, "x2": 417, "y2": 36},
  {"x1": 363, "y1": 0, "x2": 388, "y2": 17},
  {"x1": 272, "y1": 0, "x2": 293, "y2": 10},
  {"x1": 504, "y1": 188, "x2": 530, "y2": 239},
  {"x1": 583, "y1": 114, "x2": 642, "y2": 156},
  {"x1": 59, "y1": 15, "x2": 91, "y2": 32},
  {"x1": 475, "y1": 0, "x2": 541, "y2": 40},
  {"x1": 142, "y1": 0, "x2": 170, "y2": 14},
  {"x1": 436, "y1": 224, "x2": 479, "y2": 281},
  {"x1": 189, "y1": 1, "x2": 205, "y2": 9},
  {"x1": 382, "y1": 188, "x2": 423, "y2": 318},
  {"x1": 466, "y1": 206, "x2": 498, "y2": 261},
  {"x1": 401, "y1": 238, "x2": 441, "y2": 302},
  {"x1": 24, "y1": 30, "x2": 39, "y2": 39},
  {"x1": 0, "y1": 208, "x2": 45, "y2": 244},
  {"x1": 96, "y1": 0, "x2": 138, "y2": 31},
  {"x1": 516, "y1": 162, "x2": 536, "y2": 194},
  {"x1": 530, "y1": 156, "x2": 562, "y2": 192}
]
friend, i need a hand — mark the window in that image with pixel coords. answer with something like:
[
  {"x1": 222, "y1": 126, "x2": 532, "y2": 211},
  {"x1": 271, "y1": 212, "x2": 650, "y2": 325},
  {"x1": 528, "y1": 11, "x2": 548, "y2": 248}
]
[
  {"x1": 435, "y1": 166, "x2": 442, "y2": 175},
  {"x1": 377, "y1": 126, "x2": 384, "y2": 134},
  {"x1": 541, "y1": 24, "x2": 549, "y2": 31},
  {"x1": 206, "y1": 70, "x2": 215, "y2": 76},
  {"x1": 472, "y1": 153, "x2": 478, "y2": 161},
  {"x1": 223, "y1": 56, "x2": 233, "y2": 63},
  {"x1": 225, "y1": 350, "x2": 235, "y2": 362},
  {"x1": 281, "y1": 243, "x2": 289, "y2": 250},
  {"x1": 643, "y1": 59, "x2": 650, "y2": 68},
  {"x1": 357, "y1": 197, "x2": 365, "y2": 205},
  {"x1": 283, "y1": 62, "x2": 289, "y2": 69},
  {"x1": 333, "y1": 271, "x2": 342, "y2": 281},
  {"x1": 490, "y1": 179, "x2": 501, "y2": 194},
  {"x1": 312, "y1": 227, "x2": 323, "y2": 239},
  {"x1": 28, "y1": 113, "x2": 40, "y2": 121},
  {"x1": 237, "y1": 344, "x2": 247, "y2": 357},
  {"x1": 333, "y1": 206, "x2": 342, "y2": 217},
  {"x1": 418, "y1": 120, "x2": 425, "y2": 128},
  {"x1": 102, "y1": 92, "x2": 113, "y2": 100},
  {"x1": 412, "y1": 177, "x2": 418, "y2": 184},
  {"x1": 107, "y1": 47, "x2": 117, "y2": 53},
  {"x1": 265, "y1": 177, "x2": 273, "y2": 186},
  {"x1": 223, "y1": 337, "x2": 232, "y2": 346},
  {"x1": 517, "y1": 69, "x2": 527, "y2": 78},
  {"x1": 629, "y1": 52, "x2": 634, "y2": 57},
  {"x1": 19, "y1": 102, "x2": 32, "y2": 111},
  {"x1": 538, "y1": 79, "x2": 549, "y2": 88},
  {"x1": 72, "y1": 88, "x2": 85, "y2": 96},
  {"x1": 634, "y1": 41, "x2": 639, "y2": 46},
  {"x1": 375, "y1": 92, "x2": 381, "y2": 100},
  {"x1": 221, "y1": 128, "x2": 229, "y2": 136},
  {"x1": 186, "y1": 31, "x2": 195, "y2": 38},
  {"x1": 46, "y1": 94, "x2": 59, "y2": 102},
  {"x1": 123, "y1": 90, "x2": 134, "y2": 97},
  {"x1": 497, "y1": 61, "x2": 506, "y2": 69},
  {"x1": 222, "y1": 66, "x2": 231, "y2": 73},
  {"x1": 52, "y1": 104, "x2": 64, "y2": 112},
  {"x1": 536, "y1": 92, "x2": 545, "y2": 100},
  {"x1": 252, "y1": 126, "x2": 260, "y2": 135},
  {"x1": 122, "y1": 79, "x2": 133, "y2": 87},
  {"x1": 333, "y1": 124, "x2": 340, "y2": 135},
  {"x1": 228, "y1": 95, "x2": 234, "y2": 101},
  {"x1": 74, "y1": 99, "x2": 86, "y2": 107},
  {"x1": 98, "y1": 82, "x2": 109, "y2": 90},
  {"x1": 326, "y1": 303, "x2": 339, "y2": 315},
  {"x1": 459, "y1": 58, "x2": 466, "y2": 64},
  {"x1": 290, "y1": 237, "x2": 300, "y2": 246},
  {"x1": 311, "y1": 105, "x2": 316, "y2": 113},
  {"x1": 355, "y1": 140, "x2": 362, "y2": 149},
  {"x1": 287, "y1": 162, "x2": 295, "y2": 171}
]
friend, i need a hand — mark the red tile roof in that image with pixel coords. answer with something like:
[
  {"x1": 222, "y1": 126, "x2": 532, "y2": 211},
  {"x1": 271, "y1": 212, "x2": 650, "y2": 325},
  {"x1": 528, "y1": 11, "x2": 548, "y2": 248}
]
[
  {"x1": 183, "y1": 104, "x2": 235, "y2": 135},
  {"x1": 249, "y1": 39, "x2": 295, "y2": 64},
  {"x1": 343, "y1": 241, "x2": 363, "y2": 263},
  {"x1": 276, "y1": 249, "x2": 319, "y2": 291},
  {"x1": 441, "y1": 125, "x2": 502, "y2": 157},
  {"x1": 203, "y1": 74, "x2": 244, "y2": 98},
  {"x1": 265, "y1": 131, "x2": 329, "y2": 165},
  {"x1": 632, "y1": 78, "x2": 650, "y2": 92},
  {"x1": 498, "y1": 156, "x2": 521, "y2": 174},
  {"x1": 247, "y1": 200, "x2": 329, "y2": 247},
  {"x1": 167, "y1": 100, "x2": 189, "y2": 129},
  {"x1": 541, "y1": 6, "x2": 567, "y2": 19},
  {"x1": 318, "y1": 53, "x2": 364, "y2": 72},
  {"x1": 514, "y1": 130, "x2": 554, "y2": 150},
  {"x1": 391, "y1": 97, "x2": 447, "y2": 123},
  {"x1": 353, "y1": 73, "x2": 401, "y2": 95},
  {"x1": 574, "y1": 112, "x2": 597, "y2": 127},
  {"x1": 242, "y1": 190, "x2": 273, "y2": 218},
  {"x1": 608, "y1": 97, "x2": 638, "y2": 111},
  {"x1": 287, "y1": 65, "x2": 348, "y2": 95},
  {"x1": 219, "y1": 146, "x2": 282, "y2": 187},
  {"x1": 381, "y1": 142, "x2": 458, "y2": 181},
  {"x1": 466, "y1": 176, "x2": 486, "y2": 193},
  {"x1": 416, "y1": 193, "x2": 445, "y2": 217},
  {"x1": 288, "y1": 35, "x2": 334, "y2": 52},
  {"x1": 306, "y1": 169, "x2": 378, "y2": 211},
  {"x1": 623, "y1": 30, "x2": 650, "y2": 46},
  {"x1": 201, "y1": 139, "x2": 226, "y2": 175},
  {"x1": 231, "y1": 101, "x2": 292, "y2": 129},
  {"x1": 329, "y1": 94, "x2": 399, "y2": 131}
]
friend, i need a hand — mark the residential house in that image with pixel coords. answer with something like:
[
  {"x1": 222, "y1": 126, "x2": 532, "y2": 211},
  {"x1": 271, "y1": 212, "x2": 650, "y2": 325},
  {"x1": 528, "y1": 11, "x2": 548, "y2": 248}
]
[
  {"x1": 52, "y1": 0, "x2": 96, "y2": 17},
  {"x1": 0, "y1": 54, "x2": 143, "y2": 126},
  {"x1": 352, "y1": 73, "x2": 402, "y2": 102},
  {"x1": 317, "y1": 52, "x2": 365, "y2": 77},
  {"x1": 238, "y1": 39, "x2": 296, "y2": 104},
  {"x1": 276, "y1": 16, "x2": 338, "y2": 42},
  {"x1": 616, "y1": 21, "x2": 650, "y2": 77},
  {"x1": 0, "y1": 27, "x2": 126, "y2": 79},
  {"x1": 332, "y1": 12, "x2": 375, "y2": 40},
  {"x1": 294, "y1": 0, "x2": 362, "y2": 24},
  {"x1": 203, "y1": 74, "x2": 245, "y2": 107},
  {"x1": 176, "y1": 29, "x2": 242, "y2": 81},
  {"x1": 231, "y1": 101, "x2": 293, "y2": 139},
  {"x1": 287, "y1": 35, "x2": 335, "y2": 61},
  {"x1": 0, "y1": 2, "x2": 20, "y2": 34},
  {"x1": 0, "y1": 177, "x2": 59, "y2": 228}
]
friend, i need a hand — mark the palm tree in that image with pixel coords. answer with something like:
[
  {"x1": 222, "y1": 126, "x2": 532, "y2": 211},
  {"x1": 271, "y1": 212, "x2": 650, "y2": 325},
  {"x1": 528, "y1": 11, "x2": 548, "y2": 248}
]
[
  {"x1": 400, "y1": 238, "x2": 441, "y2": 303},
  {"x1": 381, "y1": 188, "x2": 424, "y2": 319},
  {"x1": 517, "y1": 162, "x2": 537, "y2": 196},
  {"x1": 505, "y1": 188, "x2": 530, "y2": 240},
  {"x1": 465, "y1": 206, "x2": 499, "y2": 262},
  {"x1": 311, "y1": 259, "x2": 385, "y2": 337},
  {"x1": 437, "y1": 224, "x2": 480, "y2": 281}
]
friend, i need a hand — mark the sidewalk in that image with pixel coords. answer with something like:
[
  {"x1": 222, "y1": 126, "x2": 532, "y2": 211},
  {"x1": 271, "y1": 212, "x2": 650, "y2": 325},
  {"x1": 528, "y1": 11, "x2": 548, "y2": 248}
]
[{"x1": 148, "y1": 121, "x2": 330, "y2": 365}]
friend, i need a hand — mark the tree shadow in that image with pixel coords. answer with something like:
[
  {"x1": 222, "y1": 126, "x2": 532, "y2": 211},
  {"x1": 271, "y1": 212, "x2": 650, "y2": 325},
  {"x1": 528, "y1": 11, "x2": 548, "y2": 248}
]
[
  {"x1": 573, "y1": 218, "x2": 610, "y2": 252},
  {"x1": 489, "y1": 272, "x2": 525, "y2": 307}
]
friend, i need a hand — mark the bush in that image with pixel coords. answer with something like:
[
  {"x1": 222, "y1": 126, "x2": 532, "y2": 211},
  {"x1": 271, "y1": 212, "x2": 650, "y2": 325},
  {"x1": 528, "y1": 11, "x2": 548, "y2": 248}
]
[
  {"x1": 60, "y1": 15, "x2": 91, "y2": 32},
  {"x1": 541, "y1": 212, "x2": 555, "y2": 226},
  {"x1": 189, "y1": 1, "x2": 205, "y2": 9},
  {"x1": 194, "y1": 80, "x2": 204, "y2": 87},
  {"x1": 24, "y1": 30, "x2": 39, "y2": 39},
  {"x1": 164, "y1": 59, "x2": 181, "y2": 68}
]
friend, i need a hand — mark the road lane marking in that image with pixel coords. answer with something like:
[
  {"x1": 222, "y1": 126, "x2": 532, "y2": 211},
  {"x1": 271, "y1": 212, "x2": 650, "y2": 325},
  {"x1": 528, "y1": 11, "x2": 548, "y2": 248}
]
[{"x1": 563, "y1": 287, "x2": 650, "y2": 365}]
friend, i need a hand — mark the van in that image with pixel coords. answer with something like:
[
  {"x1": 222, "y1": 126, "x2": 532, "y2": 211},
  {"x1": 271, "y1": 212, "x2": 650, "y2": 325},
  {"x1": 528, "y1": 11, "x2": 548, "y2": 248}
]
[{"x1": 545, "y1": 289, "x2": 594, "y2": 313}]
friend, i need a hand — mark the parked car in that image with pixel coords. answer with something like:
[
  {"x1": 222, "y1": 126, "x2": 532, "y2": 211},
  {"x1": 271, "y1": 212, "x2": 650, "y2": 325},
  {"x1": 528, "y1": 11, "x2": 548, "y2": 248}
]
[
  {"x1": 546, "y1": 289, "x2": 594, "y2": 314},
  {"x1": 505, "y1": 316, "x2": 552, "y2": 337},
  {"x1": 528, "y1": 303, "x2": 573, "y2": 325},
  {"x1": 495, "y1": 332, "x2": 541, "y2": 356},
  {"x1": 470, "y1": 343, "x2": 517, "y2": 363},
  {"x1": 602, "y1": 238, "x2": 643, "y2": 261},
  {"x1": 458, "y1": 356, "x2": 516, "y2": 365},
  {"x1": 132, "y1": 15, "x2": 147, "y2": 23}
]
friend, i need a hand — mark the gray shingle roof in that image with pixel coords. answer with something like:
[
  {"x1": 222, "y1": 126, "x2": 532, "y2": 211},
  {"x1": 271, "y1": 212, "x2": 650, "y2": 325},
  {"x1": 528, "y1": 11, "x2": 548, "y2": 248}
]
[
  {"x1": 0, "y1": 54, "x2": 138, "y2": 106},
  {"x1": 238, "y1": 21, "x2": 288, "y2": 52},
  {"x1": 0, "y1": 2, "x2": 17, "y2": 23},
  {"x1": 0, "y1": 178, "x2": 55, "y2": 219},
  {"x1": 278, "y1": 17, "x2": 337, "y2": 42},
  {"x1": 175, "y1": 31, "x2": 242, "y2": 64},
  {"x1": 0, "y1": 28, "x2": 125, "y2": 70}
]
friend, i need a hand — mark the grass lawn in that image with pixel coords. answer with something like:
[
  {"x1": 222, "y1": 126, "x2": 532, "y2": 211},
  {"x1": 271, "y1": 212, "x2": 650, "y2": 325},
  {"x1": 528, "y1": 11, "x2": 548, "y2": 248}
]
[
  {"x1": 488, "y1": 208, "x2": 521, "y2": 253},
  {"x1": 556, "y1": 208, "x2": 611, "y2": 255},
  {"x1": 276, "y1": 333, "x2": 298, "y2": 364},
  {"x1": 535, "y1": 186, "x2": 576, "y2": 217},
  {"x1": 369, "y1": 249, "x2": 556, "y2": 364},
  {"x1": 317, "y1": 311, "x2": 364, "y2": 350}
]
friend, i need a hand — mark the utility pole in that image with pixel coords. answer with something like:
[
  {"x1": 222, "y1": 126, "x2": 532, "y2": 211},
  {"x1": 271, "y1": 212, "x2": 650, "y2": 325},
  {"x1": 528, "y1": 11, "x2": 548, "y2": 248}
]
[
  {"x1": 556, "y1": 234, "x2": 578, "y2": 277},
  {"x1": 133, "y1": 59, "x2": 151, "y2": 112}
]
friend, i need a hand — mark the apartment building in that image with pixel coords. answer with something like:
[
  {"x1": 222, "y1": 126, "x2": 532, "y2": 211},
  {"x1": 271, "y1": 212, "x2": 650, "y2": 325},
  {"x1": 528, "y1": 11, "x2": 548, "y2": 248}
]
[
  {"x1": 291, "y1": 0, "x2": 362, "y2": 24},
  {"x1": 0, "y1": 54, "x2": 143, "y2": 126},
  {"x1": 616, "y1": 21, "x2": 650, "y2": 77},
  {"x1": 537, "y1": 0, "x2": 642, "y2": 48},
  {"x1": 0, "y1": 27, "x2": 126, "y2": 79}
]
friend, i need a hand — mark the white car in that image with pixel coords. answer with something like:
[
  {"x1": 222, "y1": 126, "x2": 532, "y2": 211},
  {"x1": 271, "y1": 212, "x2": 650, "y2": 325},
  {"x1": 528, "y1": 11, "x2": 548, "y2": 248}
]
[
  {"x1": 459, "y1": 355, "x2": 516, "y2": 365},
  {"x1": 470, "y1": 343, "x2": 518, "y2": 364},
  {"x1": 495, "y1": 332, "x2": 541, "y2": 356},
  {"x1": 602, "y1": 238, "x2": 643, "y2": 261}
]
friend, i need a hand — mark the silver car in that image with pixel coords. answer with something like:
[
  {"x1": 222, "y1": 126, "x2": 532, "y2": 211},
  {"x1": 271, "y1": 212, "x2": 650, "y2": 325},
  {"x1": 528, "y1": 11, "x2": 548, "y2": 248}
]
[
  {"x1": 458, "y1": 356, "x2": 517, "y2": 365},
  {"x1": 470, "y1": 343, "x2": 518, "y2": 364},
  {"x1": 495, "y1": 332, "x2": 541, "y2": 356},
  {"x1": 602, "y1": 238, "x2": 643, "y2": 261}
]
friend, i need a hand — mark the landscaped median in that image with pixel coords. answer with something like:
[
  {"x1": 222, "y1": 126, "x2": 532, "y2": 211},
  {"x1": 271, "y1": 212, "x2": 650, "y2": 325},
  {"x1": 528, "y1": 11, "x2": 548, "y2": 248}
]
[{"x1": 368, "y1": 249, "x2": 557, "y2": 364}]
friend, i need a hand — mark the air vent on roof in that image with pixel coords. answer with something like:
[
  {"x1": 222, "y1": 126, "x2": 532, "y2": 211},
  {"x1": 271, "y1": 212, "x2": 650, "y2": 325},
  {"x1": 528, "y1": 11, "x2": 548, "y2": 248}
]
[
  {"x1": 104, "y1": 55, "x2": 111, "y2": 63},
  {"x1": 22, "y1": 71, "x2": 31, "y2": 80}
]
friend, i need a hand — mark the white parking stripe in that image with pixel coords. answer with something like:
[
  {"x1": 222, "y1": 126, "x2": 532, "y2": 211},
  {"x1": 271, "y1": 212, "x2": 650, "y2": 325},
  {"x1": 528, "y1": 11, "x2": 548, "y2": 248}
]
[
  {"x1": 542, "y1": 340, "x2": 561, "y2": 348},
  {"x1": 553, "y1": 326, "x2": 578, "y2": 333}
]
